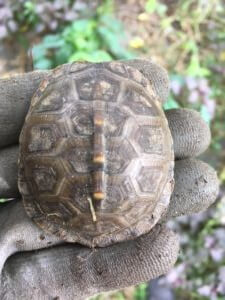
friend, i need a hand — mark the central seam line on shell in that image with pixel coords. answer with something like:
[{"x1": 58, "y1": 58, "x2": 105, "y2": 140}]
[{"x1": 92, "y1": 105, "x2": 105, "y2": 202}]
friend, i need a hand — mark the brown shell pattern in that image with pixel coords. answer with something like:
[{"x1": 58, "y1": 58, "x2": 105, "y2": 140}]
[{"x1": 18, "y1": 62, "x2": 174, "y2": 247}]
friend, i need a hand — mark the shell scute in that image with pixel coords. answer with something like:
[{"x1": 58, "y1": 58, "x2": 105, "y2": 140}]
[
  {"x1": 136, "y1": 125, "x2": 164, "y2": 155},
  {"x1": 76, "y1": 75, "x2": 120, "y2": 102}
]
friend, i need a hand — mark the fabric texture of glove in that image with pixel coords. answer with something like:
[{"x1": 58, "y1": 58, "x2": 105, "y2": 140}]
[{"x1": 0, "y1": 59, "x2": 219, "y2": 300}]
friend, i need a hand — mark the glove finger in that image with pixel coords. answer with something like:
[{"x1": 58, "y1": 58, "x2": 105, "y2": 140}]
[
  {"x1": 1, "y1": 224, "x2": 179, "y2": 300},
  {"x1": 165, "y1": 108, "x2": 211, "y2": 159},
  {"x1": 0, "y1": 200, "x2": 63, "y2": 274},
  {"x1": 0, "y1": 70, "x2": 49, "y2": 148},
  {"x1": 0, "y1": 145, "x2": 19, "y2": 198},
  {"x1": 163, "y1": 158, "x2": 219, "y2": 221},
  {"x1": 122, "y1": 59, "x2": 169, "y2": 103}
]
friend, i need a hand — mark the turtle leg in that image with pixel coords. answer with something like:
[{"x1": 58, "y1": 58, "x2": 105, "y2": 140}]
[{"x1": 121, "y1": 59, "x2": 169, "y2": 104}]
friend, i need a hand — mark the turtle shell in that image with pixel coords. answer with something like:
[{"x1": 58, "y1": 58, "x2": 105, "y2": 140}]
[{"x1": 18, "y1": 62, "x2": 174, "y2": 247}]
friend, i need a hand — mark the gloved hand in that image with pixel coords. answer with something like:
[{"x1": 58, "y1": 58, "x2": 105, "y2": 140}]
[{"x1": 0, "y1": 59, "x2": 219, "y2": 300}]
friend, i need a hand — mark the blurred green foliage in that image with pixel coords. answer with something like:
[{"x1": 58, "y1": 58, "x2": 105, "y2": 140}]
[
  {"x1": 165, "y1": 197, "x2": 225, "y2": 300},
  {"x1": 175, "y1": 289, "x2": 209, "y2": 300},
  {"x1": 0, "y1": 0, "x2": 100, "y2": 40},
  {"x1": 134, "y1": 283, "x2": 147, "y2": 300},
  {"x1": 16, "y1": 1, "x2": 38, "y2": 29},
  {"x1": 32, "y1": 1, "x2": 135, "y2": 69},
  {"x1": 144, "y1": 0, "x2": 225, "y2": 175},
  {"x1": 90, "y1": 283, "x2": 147, "y2": 300}
]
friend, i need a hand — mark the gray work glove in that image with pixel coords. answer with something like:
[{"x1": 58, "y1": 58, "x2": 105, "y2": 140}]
[{"x1": 0, "y1": 59, "x2": 219, "y2": 300}]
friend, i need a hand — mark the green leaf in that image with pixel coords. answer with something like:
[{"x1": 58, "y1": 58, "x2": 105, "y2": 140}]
[
  {"x1": 156, "y1": 3, "x2": 167, "y2": 16},
  {"x1": 97, "y1": 0, "x2": 114, "y2": 16},
  {"x1": 74, "y1": 36, "x2": 90, "y2": 50},
  {"x1": 200, "y1": 104, "x2": 211, "y2": 124},
  {"x1": 98, "y1": 26, "x2": 134, "y2": 59},
  {"x1": 160, "y1": 17, "x2": 173, "y2": 29},
  {"x1": 91, "y1": 50, "x2": 112, "y2": 62},
  {"x1": 99, "y1": 15, "x2": 123, "y2": 33},
  {"x1": 170, "y1": 74, "x2": 185, "y2": 86},
  {"x1": 145, "y1": 0, "x2": 157, "y2": 13},
  {"x1": 24, "y1": 1, "x2": 35, "y2": 11},
  {"x1": 163, "y1": 95, "x2": 180, "y2": 110},
  {"x1": 74, "y1": 37, "x2": 99, "y2": 52},
  {"x1": 186, "y1": 54, "x2": 210, "y2": 77},
  {"x1": 71, "y1": 19, "x2": 96, "y2": 36},
  {"x1": 115, "y1": 292, "x2": 126, "y2": 300},
  {"x1": 62, "y1": 19, "x2": 99, "y2": 51},
  {"x1": 180, "y1": 0, "x2": 194, "y2": 12},
  {"x1": 41, "y1": 34, "x2": 65, "y2": 49},
  {"x1": 69, "y1": 50, "x2": 112, "y2": 63},
  {"x1": 97, "y1": 14, "x2": 135, "y2": 59},
  {"x1": 55, "y1": 44, "x2": 74, "y2": 65},
  {"x1": 212, "y1": 142, "x2": 222, "y2": 151},
  {"x1": 182, "y1": 39, "x2": 198, "y2": 53},
  {"x1": 69, "y1": 52, "x2": 93, "y2": 62},
  {"x1": 135, "y1": 283, "x2": 147, "y2": 300},
  {"x1": 34, "y1": 58, "x2": 52, "y2": 70},
  {"x1": 23, "y1": 1, "x2": 37, "y2": 25},
  {"x1": 32, "y1": 44, "x2": 47, "y2": 61}
]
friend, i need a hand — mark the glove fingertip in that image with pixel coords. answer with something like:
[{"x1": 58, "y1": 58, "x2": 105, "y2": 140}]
[
  {"x1": 166, "y1": 108, "x2": 211, "y2": 159},
  {"x1": 165, "y1": 158, "x2": 219, "y2": 220},
  {"x1": 121, "y1": 58, "x2": 169, "y2": 103}
]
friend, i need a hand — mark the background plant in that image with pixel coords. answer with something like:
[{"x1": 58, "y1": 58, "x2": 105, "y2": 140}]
[
  {"x1": 32, "y1": 5, "x2": 135, "y2": 69},
  {"x1": 0, "y1": 0, "x2": 99, "y2": 40}
]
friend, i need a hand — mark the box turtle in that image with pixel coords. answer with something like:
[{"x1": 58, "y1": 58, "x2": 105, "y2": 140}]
[{"x1": 18, "y1": 61, "x2": 174, "y2": 247}]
